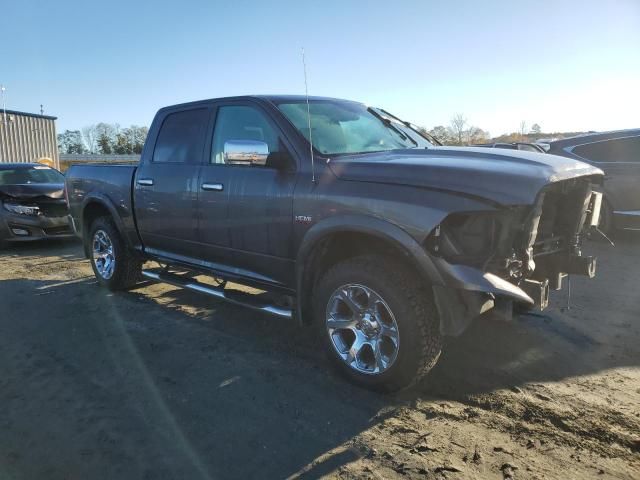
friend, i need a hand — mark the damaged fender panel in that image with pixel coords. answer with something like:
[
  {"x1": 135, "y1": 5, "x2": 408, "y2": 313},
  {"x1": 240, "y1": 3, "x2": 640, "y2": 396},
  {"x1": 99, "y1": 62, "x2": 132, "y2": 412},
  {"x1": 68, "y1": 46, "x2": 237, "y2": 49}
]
[
  {"x1": 434, "y1": 259, "x2": 534, "y2": 305},
  {"x1": 431, "y1": 260, "x2": 535, "y2": 336},
  {"x1": 426, "y1": 175, "x2": 604, "y2": 336},
  {"x1": 0, "y1": 181, "x2": 72, "y2": 243}
]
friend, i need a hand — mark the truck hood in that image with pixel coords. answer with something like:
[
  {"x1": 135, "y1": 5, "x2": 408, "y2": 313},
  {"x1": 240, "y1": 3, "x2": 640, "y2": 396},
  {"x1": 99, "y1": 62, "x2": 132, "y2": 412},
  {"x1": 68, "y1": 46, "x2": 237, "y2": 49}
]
[
  {"x1": 0, "y1": 183, "x2": 65, "y2": 200},
  {"x1": 327, "y1": 147, "x2": 603, "y2": 205}
]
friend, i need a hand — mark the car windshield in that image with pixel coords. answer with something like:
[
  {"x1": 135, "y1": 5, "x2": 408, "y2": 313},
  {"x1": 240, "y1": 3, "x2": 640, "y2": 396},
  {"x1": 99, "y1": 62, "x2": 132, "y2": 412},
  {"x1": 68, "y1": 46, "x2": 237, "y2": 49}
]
[
  {"x1": 370, "y1": 108, "x2": 438, "y2": 147},
  {"x1": 0, "y1": 166, "x2": 65, "y2": 185},
  {"x1": 277, "y1": 100, "x2": 429, "y2": 155}
]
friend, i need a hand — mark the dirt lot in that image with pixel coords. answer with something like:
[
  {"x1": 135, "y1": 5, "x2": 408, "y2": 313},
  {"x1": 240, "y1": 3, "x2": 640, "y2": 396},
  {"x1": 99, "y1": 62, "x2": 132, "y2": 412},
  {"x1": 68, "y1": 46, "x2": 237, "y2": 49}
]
[{"x1": 0, "y1": 235, "x2": 638, "y2": 479}]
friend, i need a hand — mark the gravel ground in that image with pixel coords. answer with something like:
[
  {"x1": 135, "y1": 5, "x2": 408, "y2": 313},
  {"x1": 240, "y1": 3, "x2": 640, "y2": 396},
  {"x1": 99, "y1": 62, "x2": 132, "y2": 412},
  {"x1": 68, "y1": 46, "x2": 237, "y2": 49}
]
[{"x1": 0, "y1": 235, "x2": 638, "y2": 479}]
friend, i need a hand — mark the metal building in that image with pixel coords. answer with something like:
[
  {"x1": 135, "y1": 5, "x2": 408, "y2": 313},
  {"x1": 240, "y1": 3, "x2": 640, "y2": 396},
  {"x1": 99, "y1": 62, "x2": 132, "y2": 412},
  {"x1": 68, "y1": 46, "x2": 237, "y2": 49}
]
[{"x1": 0, "y1": 110, "x2": 59, "y2": 169}]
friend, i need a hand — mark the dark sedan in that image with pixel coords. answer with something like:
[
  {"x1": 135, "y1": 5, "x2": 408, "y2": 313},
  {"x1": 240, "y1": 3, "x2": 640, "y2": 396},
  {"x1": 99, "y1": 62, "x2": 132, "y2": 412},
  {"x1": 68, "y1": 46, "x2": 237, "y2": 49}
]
[
  {"x1": 0, "y1": 163, "x2": 74, "y2": 246},
  {"x1": 547, "y1": 129, "x2": 640, "y2": 232}
]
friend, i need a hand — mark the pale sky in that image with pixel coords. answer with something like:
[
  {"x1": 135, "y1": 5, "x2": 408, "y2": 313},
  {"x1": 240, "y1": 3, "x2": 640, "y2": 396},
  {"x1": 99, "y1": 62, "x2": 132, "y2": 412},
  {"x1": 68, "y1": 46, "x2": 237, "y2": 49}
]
[{"x1": 3, "y1": 0, "x2": 639, "y2": 136}]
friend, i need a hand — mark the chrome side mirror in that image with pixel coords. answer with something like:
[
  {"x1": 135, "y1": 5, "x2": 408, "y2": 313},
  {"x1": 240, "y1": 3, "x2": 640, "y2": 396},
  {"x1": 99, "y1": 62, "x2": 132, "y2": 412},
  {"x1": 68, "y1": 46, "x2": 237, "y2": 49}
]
[{"x1": 224, "y1": 140, "x2": 269, "y2": 166}]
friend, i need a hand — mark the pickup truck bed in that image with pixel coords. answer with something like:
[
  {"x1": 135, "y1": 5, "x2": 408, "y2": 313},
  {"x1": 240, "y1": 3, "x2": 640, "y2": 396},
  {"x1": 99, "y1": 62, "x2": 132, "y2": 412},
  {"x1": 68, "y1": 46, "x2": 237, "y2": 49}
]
[{"x1": 67, "y1": 164, "x2": 140, "y2": 255}]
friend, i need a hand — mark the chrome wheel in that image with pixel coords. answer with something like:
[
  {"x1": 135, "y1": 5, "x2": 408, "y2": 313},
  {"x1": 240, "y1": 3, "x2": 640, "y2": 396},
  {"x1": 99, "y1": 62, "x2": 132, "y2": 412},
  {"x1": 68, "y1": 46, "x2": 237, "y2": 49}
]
[
  {"x1": 92, "y1": 229, "x2": 115, "y2": 280},
  {"x1": 326, "y1": 284, "x2": 400, "y2": 375}
]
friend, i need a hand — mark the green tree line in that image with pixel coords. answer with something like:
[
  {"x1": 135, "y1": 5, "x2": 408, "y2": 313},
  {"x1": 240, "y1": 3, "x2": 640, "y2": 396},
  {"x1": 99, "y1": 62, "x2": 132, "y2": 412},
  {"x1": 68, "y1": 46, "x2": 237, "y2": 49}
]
[
  {"x1": 58, "y1": 123, "x2": 148, "y2": 155},
  {"x1": 58, "y1": 116, "x2": 587, "y2": 154}
]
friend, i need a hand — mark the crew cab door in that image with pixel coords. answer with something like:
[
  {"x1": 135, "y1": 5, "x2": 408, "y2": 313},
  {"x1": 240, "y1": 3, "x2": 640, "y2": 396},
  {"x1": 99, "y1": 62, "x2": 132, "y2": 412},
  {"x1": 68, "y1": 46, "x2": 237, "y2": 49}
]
[
  {"x1": 198, "y1": 101, "x2": 298, "y2": 288},
  {"x1": 134, "y1": 107, "x2": 211, "y2": 258}
]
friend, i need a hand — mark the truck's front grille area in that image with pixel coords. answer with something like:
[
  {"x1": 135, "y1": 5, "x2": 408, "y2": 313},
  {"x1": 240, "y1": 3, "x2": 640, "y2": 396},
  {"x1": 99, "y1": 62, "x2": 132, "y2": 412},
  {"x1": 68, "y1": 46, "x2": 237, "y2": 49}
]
[
  {"x1": 532, "y1": 178, "x2": 596, "y2": 257},
  {"x1": 43, "y1": 225, "x2": 73, "y2": 236},
  {"x1": 36, "y1": 200, "x2": 69, "y2": 218}
]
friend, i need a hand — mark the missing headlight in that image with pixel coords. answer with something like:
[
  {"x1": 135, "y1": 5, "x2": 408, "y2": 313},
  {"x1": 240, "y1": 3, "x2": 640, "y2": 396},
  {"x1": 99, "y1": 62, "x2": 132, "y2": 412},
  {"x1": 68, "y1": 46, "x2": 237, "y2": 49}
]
[
  {"x1": 425, "y1": 208, "x2": 529, "y2": 277},
  {"x1": 426, "y1": 212, "x2": 501, "y2": 261}
]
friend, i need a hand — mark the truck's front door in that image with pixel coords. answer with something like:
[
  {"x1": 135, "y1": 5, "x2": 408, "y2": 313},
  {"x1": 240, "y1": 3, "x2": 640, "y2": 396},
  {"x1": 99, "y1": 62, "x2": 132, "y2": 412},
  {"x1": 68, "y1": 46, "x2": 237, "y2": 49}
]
[
  {"x1": 134, "y1": 107, "x2": 210, "y2": 259},
  {"x1": 198, "y1": 102, "x2": 297, "y2": 288}
]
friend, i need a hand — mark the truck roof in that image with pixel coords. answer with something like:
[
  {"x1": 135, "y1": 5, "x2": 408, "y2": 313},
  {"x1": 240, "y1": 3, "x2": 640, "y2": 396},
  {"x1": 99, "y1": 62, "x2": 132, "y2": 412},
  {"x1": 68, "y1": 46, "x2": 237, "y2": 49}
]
[{"x1": 157, "y1": 95, "x2": 361, "y2": 112}]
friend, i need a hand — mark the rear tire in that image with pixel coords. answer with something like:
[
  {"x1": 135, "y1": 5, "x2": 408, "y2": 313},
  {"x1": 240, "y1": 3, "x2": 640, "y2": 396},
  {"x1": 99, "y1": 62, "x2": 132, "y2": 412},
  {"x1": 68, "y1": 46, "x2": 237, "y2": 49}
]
[
  {"x1": 313, "y1": 255, "x2": 442, "y2": 392},
  {"x1": 88, "y1": 216, "x2": 142, "y2": 291}
]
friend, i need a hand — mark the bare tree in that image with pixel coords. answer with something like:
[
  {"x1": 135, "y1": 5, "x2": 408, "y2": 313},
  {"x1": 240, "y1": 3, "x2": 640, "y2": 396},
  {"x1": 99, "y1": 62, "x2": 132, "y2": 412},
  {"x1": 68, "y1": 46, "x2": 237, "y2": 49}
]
[
  {"x1": 81, "y1": 124, "x2": 98, "y2": 153},
  {"x1": 519, "y1": 120, "x2": 528, "y2": 139},
  {"x1": 95, "y1": 122, "x2": 120, "y2": 139},
  {"x1": 450, "y1": 114, "x2": 467, "y2": 145}
]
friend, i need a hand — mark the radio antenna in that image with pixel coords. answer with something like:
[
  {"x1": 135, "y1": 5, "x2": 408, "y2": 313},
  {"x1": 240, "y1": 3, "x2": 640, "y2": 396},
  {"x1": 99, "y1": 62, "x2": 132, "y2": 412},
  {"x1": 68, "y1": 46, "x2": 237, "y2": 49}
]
[{"x1": 301, "y1": 48, "x2": 316, "y2": 183}]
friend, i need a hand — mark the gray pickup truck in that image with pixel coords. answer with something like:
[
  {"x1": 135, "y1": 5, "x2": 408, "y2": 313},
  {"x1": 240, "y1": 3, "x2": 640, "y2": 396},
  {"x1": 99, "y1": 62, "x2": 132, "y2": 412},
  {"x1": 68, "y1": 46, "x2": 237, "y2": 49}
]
[{"x1": 66, "y1": 95, "x2": 604, "y2": 391}]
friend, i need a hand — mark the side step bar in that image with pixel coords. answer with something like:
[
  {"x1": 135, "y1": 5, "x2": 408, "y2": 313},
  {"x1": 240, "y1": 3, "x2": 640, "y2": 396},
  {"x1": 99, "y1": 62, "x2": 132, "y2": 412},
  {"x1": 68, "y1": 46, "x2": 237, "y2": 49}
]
[{"x1": 141, "y1": 270, "x2": 293, "y2": 320}]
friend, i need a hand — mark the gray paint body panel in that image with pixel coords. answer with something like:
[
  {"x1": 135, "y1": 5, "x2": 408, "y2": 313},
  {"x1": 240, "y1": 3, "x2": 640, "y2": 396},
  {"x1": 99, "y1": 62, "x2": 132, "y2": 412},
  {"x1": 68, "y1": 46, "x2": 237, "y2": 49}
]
[{"x1": 65, "y1": 95, "x2": 604, "y2": 334}]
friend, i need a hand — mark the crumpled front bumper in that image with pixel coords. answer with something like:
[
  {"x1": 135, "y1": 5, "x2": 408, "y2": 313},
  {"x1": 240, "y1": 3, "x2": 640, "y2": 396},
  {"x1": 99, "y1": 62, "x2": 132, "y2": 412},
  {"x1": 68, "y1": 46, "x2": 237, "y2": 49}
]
[
  {"x1": 431, "y1": 258, "x2": 534, "y2": 336},
  {"x1": 431, "y1": 255, "x2": 596, "y2": 337},
  {"x1": 0, "y1": 211, "x2": 74, "y2": 243}
]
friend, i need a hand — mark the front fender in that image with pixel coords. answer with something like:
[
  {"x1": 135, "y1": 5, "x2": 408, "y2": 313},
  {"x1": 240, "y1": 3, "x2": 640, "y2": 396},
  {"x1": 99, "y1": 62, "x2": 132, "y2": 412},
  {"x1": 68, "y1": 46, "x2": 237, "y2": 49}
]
[
  {"x1": 297, "y1": 214, "x2": 445, "y2": 283},
  {"x1": 295, "y1": 214, "x2": 446, "y2": 325},
  {"x1": 295, "y1": 213, "x2": 536, "y2": 337}
]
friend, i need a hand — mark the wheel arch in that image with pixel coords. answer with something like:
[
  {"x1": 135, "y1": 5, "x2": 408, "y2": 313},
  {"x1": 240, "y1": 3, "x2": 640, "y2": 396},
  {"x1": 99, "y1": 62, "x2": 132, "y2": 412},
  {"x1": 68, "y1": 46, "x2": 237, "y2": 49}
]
[
  {"x1": 295, "y1": 215, "x2": 444, "y2": 325},
  {"x1": 80, "y1": 195, "x2": 131, "y2": 258}
]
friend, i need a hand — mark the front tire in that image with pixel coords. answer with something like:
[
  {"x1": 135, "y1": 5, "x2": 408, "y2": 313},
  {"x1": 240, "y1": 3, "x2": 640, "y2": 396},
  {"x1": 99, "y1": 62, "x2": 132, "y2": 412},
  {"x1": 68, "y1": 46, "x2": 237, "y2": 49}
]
[
  {"x1": 313, "y1": 255, "x2": 442, "y2": 392},
  {"x1": 88, "y1": 216, "x2": 142, "y2": 291}
]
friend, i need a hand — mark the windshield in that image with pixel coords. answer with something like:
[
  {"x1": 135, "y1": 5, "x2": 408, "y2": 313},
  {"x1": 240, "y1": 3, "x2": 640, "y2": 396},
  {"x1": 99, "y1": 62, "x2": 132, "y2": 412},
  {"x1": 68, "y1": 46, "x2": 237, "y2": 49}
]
[
  {"x1": 277, "y1": 100, "x2": 428, "y2": 155},
  {"x1": 372, "y1": 108, "x2": 440, "y2": 146},
  {"x1": 0, "y1": 166, "x2": 65, "y2": 185}
]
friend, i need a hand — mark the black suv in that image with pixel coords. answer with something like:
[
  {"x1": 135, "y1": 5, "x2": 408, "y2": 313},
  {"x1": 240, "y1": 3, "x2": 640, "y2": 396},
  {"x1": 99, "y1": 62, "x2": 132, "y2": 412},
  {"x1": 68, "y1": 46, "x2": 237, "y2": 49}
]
[{"x1": 547, "y1": 129, "x2": 640, "y2": 231}]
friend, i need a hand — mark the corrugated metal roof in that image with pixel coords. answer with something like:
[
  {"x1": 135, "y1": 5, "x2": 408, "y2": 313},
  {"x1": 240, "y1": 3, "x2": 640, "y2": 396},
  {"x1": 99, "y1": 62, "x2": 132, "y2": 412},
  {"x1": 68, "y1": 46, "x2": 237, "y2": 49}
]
[{"x1": 1, "y1": 109, "x2": 57, "y2": 121}]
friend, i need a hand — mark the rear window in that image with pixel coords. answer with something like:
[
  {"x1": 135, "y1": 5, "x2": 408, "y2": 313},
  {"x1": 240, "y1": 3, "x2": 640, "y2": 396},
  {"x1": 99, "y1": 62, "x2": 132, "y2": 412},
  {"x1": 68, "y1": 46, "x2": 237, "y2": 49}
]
[
  {"x1": 572, "y1": 136, "x2": 640, "y2": 162},
  {"x1": 0, "y1": 166, "x2": 64, "y2": 185},
  {"x1": 517, "y1": 144, "x2": 542, "y2": 153},
  {"x1": 153, "y1": 108, "x2": 209, "y2": 163}
]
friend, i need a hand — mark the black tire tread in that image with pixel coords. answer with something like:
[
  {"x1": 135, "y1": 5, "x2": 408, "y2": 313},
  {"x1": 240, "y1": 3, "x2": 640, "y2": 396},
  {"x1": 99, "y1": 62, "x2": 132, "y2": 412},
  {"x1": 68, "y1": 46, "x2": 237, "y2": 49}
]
[
  {"x1": 88, "y1": 216, "x2": 142, "y2": 290},
  {"x1": 316, "y1": 255, "x2": 442, "y2": 392}
]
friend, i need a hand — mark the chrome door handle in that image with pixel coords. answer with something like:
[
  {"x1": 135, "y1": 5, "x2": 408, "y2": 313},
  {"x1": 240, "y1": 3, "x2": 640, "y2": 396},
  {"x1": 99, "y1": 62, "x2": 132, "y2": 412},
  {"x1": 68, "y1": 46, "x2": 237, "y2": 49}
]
[
  {"x1": 137, "y1": 178, "x2": 154, "y2": 186},
  {"x1": 202, "y1": 183, "x2": 223, "y2": 191}
]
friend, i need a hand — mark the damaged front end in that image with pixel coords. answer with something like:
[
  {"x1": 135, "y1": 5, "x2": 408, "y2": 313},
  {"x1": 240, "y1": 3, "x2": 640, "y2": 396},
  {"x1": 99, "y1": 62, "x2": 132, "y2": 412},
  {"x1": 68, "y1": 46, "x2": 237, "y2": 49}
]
[
  {"x1": 0, "y1": 190, "x2": 73, "y2": 243},
  {"x1": 426, "y1": 175, "x2": 604, "y2": 336}
]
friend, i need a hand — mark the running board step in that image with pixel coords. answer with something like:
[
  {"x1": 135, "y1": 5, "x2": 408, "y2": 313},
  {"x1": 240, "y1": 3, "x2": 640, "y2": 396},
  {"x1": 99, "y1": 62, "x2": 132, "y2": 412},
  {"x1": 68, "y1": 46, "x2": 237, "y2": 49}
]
[{"x1": 141, "y1": 270, "x2": 293, "y2": 320}]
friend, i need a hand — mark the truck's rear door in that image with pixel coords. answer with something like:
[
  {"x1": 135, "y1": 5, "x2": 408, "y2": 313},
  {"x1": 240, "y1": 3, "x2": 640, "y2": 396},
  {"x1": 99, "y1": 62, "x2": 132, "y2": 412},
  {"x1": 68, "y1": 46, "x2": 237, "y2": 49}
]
[{"x1": 134, "y1": 107, "x2": 211, "y2": 258}]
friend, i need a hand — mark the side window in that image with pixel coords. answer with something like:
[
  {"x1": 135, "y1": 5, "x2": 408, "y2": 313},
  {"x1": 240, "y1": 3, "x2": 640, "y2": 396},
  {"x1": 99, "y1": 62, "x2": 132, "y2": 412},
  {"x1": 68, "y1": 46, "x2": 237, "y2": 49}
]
[
  {"x1": 573, "y1": 136, "x2": 640, "y2": 163},
  {"x1": 153, "y1": 108, "x2": 209, "y2": 163},
  {"x1": 517, "y1": 144, "x2": 540, "y2": 153},
  {"x1": 211, "y1": 105, "x2": 281, "y2": 164}
]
